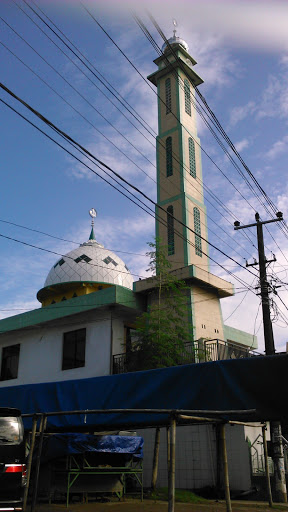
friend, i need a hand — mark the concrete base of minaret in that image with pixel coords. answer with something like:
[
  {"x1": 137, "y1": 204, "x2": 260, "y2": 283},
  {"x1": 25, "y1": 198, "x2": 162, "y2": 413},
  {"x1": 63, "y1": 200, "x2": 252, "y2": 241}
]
[{"x1": 134, "y1": 265, "x2": 234, "y2": 342}]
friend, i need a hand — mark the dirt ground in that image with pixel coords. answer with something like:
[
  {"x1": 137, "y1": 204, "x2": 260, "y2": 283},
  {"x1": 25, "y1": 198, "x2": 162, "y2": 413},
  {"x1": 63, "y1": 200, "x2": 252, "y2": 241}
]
[{"x1": 35, "y1": 499, "x2": 288, "y2": 512}]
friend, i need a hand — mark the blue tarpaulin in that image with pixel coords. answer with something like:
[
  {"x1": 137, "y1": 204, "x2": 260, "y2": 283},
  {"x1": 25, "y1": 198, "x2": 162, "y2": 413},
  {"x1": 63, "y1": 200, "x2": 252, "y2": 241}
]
[
  {"x1": 39, "y1": 434, "x2": 143, "y2": 463},
  {"x1": 0, "y1": 354, "x2": 287, "y2": 430}
]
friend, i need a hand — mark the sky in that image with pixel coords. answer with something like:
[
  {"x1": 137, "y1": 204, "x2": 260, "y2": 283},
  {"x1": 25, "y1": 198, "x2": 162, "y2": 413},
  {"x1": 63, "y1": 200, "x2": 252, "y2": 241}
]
[{"x1": 1, "y1": 0, "x2": 288, "y2": 353}]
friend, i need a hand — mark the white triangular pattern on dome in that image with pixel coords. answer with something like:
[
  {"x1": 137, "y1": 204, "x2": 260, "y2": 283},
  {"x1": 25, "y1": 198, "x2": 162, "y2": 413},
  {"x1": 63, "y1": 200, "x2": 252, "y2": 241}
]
[{"x1": 43, "y1": 240, "x2": 133, "y2": 290}]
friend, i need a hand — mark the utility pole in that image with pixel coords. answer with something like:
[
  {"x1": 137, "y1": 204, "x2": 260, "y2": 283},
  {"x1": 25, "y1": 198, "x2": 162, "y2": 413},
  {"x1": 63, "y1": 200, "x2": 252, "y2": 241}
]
[{"x1": 234, "y1": 211, "x2": 287, "y2": 503}]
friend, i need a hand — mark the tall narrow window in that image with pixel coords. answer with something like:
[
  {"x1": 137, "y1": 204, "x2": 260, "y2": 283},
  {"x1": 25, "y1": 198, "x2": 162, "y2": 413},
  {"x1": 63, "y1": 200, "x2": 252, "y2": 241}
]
[
  {"x1": 165, "y1": 77, "x2": 171, "y2": 114},
  {"x1": 0, "y1": 344, "x2": 20, "y2": 381},
  {"x1": 166, "y1": 136, "x2": 173, "y2": 177},
  {"x1": 189, "y1": 138, "x2": 196, "y2": 178},
  {"x1": 193, "y1": 207, "x2": 202, "y2": 256},
  {"x1": 184, "y1": 79, "x2": 191, "y2": 116},
  {"x1": 62, "y1": 328, "x2": 86, "y2": 370},
  {"x1": 167, "y1": 205, "x2": 175, "y2": 256}
]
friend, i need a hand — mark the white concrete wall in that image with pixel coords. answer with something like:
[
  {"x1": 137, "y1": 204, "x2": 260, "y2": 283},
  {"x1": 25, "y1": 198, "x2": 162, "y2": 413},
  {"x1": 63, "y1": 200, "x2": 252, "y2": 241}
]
[
  {"x1": 0, "y1": 313, "x2": 115, "y2": 387},
  {"x1": 138, "y1": 424, "x2": 251, "y2": 491}
]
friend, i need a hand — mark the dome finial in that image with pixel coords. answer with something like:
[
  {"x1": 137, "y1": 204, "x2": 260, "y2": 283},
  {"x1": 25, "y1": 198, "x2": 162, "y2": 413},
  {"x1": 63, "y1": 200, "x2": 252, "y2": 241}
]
[
  {"x1": 162, "y1": 20, "x2": 189, "y2": 53},
  {"x1": 172, "y1": 19, "x2": 178, "y2": 38},
  {"x1": 89, "y1": 208, "x2": 97, "y2": 241}
]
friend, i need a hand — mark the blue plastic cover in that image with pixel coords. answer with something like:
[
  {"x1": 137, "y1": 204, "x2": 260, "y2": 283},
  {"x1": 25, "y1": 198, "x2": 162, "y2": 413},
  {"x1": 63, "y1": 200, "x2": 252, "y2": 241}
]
[
  {"x1": 39, "y1": 434, "x2": 143, "y2": 463},
  {"x1": 0, "y1": 354, "x2": 287, "y2": 430}
]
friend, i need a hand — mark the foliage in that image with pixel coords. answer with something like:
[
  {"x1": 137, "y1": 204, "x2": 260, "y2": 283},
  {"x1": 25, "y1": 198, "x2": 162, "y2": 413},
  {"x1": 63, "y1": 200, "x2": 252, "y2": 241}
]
[
  {"x1": 149, "y1": 487, "x2": 206, "y2": 503},
  {"x1": 131, "y1": 239, "x2": 194, "y2": 370}
]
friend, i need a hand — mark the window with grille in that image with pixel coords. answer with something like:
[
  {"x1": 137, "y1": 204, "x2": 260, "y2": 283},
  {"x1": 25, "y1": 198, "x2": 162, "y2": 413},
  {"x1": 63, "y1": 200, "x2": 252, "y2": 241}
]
[
  {"x1": 0, "y1": 344, "x2": 20, "y2": 381},
  {"x1": 167, "y1": 205, "x2": 175, "y2": 255},
  {"x1": 189, "y1": 138, "x2": 196, "y2": 178},
  {"x1": 193, "y1": 207, "x2": 202, "y2": 256},
  {"x1": 62, "y1": 328, "x2": 86, "y2": 370},
  {"x1": 166, "y1": 136, "x2": 173, "y2": 177},
  {"x1": 184, "y1": 79, "x2": 191, "y2": 116},
  {"x1": 165, "y1": 77, "x2": 171, "y2": 114}
]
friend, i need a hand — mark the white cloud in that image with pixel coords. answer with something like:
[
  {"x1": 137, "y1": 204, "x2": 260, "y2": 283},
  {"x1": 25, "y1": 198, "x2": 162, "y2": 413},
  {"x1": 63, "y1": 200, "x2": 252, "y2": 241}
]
[
  {"x1": 84, "y1": 0, "x2": 288, "y2": 53},
  {"x1": 234, "y1": 138, "x2": 250, "y2": 152},
  {"x1": 229, "y1": 102, "x2": 256, "y2": 127},
  {"x1": 257, "y1": 72, "x2": 288, "y2": 120},
  {"x1": 265, "y1": 135, "x2": 288, "y2": 160}
]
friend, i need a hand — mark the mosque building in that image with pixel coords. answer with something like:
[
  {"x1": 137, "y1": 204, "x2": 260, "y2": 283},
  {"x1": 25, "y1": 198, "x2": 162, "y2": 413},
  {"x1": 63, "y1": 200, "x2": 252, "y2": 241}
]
[
  {"x1": 0, "y1": 29, "x2": 260, "y2": 493},
  {"x1": 0, "y1": 29, "x2": 257, "y2": 386}
]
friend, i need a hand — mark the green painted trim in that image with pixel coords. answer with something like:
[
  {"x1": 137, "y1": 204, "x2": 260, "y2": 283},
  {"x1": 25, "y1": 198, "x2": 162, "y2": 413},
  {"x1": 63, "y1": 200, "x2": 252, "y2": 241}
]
[
  {"x1": 223, "y1": 324, "x2": 258, "y2": 349},
  {"x1": 0, "y1": 286, "x2": 144, "y2": 335},
  {"x1": 158, "y1": 126, "x2": 179, "y2": 138},
  {"x1": 178, "y1": 124, "x2": 189, "y2": 266},
  {"x1": 158, "y1": 192, "x2": 186, "y2": 207},
  {"x1": 186, "y1": 194, "x2": 207, "y2": 209},
  {"x1": 155, "y1": 205, "x2": 160, "y2": 242},
  {"x1": 157, "y1": 81, "x2": 161, "y2": 138},
  {"x1": 156, "y1": 136, "x2": 161, "y2": 204},
  {"x1": 189, "y1": 288, "x2": 195, "y2": 341}
]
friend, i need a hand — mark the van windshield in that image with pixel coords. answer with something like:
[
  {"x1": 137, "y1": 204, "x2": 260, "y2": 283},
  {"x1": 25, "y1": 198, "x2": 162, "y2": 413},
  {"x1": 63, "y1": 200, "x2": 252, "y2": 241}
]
[{"x1": 0, "y1": 417, "x2": 23, "y2": 445}]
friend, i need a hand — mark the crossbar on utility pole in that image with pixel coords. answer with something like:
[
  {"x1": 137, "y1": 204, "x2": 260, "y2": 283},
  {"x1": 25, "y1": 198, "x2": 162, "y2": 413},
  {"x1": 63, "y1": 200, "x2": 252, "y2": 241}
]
[{"x1": 234, "y1": 211, "x2": 287, "y2": 503}]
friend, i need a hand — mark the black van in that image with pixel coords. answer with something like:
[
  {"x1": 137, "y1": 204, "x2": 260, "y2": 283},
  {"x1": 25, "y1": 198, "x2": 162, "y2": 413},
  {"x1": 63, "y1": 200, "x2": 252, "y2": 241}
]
[{"x1": 0, "y1": 408, "x2": 26, "y2": 511}]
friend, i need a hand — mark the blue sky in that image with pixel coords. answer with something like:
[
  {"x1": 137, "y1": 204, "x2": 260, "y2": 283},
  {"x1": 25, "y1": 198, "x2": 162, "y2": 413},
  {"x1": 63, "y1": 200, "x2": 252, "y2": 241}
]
[{"x1": 1, "y1": 0, "x2": 288, "y2": 353}]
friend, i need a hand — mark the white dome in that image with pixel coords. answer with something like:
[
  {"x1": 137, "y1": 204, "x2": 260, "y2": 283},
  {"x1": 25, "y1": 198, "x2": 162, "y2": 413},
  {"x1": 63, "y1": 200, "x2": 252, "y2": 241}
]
[
  {"x1": 43, "y1": 238, "x2": 133, "y2": 290},
  {"x1": 162, "y1": 34, "x2": 189, "y2": 53}
]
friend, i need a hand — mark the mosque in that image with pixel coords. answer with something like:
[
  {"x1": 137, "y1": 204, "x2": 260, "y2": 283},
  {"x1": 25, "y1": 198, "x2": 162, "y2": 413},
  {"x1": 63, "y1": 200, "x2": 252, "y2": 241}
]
[{"x1": 0, "y1": 30, "x2": 260, "y2": 492}]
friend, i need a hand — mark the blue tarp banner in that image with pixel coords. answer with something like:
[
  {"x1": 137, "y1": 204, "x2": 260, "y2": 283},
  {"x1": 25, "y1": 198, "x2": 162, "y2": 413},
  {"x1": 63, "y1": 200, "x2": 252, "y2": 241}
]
[
  {"x1": 39, "y1": 434, "x2": 143, "y2": 463},
  {"x1": 0, "y1": 354, "x2": 287, "y2": 430}
]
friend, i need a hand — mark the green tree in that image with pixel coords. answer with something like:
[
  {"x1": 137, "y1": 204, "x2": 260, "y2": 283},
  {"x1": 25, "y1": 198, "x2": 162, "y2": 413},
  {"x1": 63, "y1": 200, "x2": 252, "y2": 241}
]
[{"x1": 131, "y1": 239, "x2": 194, "y2": 370}]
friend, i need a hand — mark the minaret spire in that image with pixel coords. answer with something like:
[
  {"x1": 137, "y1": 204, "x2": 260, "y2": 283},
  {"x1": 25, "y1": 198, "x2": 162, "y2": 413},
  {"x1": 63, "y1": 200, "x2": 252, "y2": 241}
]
[{"x1": 89, "y1": 208, "x2": 97, "y2": 241}]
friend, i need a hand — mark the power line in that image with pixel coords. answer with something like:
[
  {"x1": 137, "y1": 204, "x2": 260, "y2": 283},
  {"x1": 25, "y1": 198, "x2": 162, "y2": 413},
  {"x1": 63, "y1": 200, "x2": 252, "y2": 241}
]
[
  {"x1": 81, "y1": 6, "x2": 260, "y2": 253},
  {"x1": 0, "y1": 84, "x2": 259, "y2": 292},
  {"x1": 1, "y1": 14, "x2": 251, "y2": 263},
  {"x1": 146, "y1": 11, "x2": 288, "y2": 241},
  {"x1": 7, "y1": 4, "x2": 256, "y2": 262}
]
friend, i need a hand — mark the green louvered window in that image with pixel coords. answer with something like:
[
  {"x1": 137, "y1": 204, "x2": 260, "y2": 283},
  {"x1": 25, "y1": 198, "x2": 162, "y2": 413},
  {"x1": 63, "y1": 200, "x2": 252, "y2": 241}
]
[
  {"x1": 167, "y1": 205, "x2": 175, "y2": 256},
  {"x1": 189, "y1": 137, "x2": 196, "y2": 178},
  {"x1": 193, "y1": 207, "x2": 202, "y2": 256},
  {"x1": 165, "y1": 77, "x2": 171, "y2": 114},
  {"x1": 184, "y1": 79, "x2": 191, "y2": 116},
  {"x1": 166, "y1": 136, "x2": 173, "y2": 177}
]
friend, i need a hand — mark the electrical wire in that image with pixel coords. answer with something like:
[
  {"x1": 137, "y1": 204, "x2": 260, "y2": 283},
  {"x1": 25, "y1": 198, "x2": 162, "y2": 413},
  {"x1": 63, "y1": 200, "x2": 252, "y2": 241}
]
[
  {"x1": 0, "y1": 84, "x2": 259, "y2": 293},
  {"x1": 4, "y1": 4, "x2": 255, "y2": 261}
]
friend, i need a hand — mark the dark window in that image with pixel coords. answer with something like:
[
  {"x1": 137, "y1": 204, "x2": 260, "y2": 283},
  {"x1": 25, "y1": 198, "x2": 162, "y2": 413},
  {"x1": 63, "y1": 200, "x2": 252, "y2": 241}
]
[
  {"x1": 103, "y1": 256, "x2": 118, "y2": 266},
  {"x1": 166, "y1": 136, "x2": 173, "y2": 177},
  {"x1": 184, "y1": 79, "x2": 191, "y2": 116},
  {"x1": 54, "y1": 258, "x2": 65, "y2": 268},
  {"x1": 193, "y1": 207, "x2": 202, "y2": 256},
  {"x1": 165, "y1": 77, "x2": 171, "y2": 114},
  {"x1": 74, "y1": 254, "x2": 92, "y2": 264},
  {"x1": 189, "y1": 137, "x2": 196, "y2": 178},
  {"x1": 0, "y1": 344, "x2": 20, "y2": 381},
  {"x1": 62, "y1": 328, "x2": 86, "y2": 371},
  {"x1": 167, "y1": 205, "x2": 175, "y2": 256}
]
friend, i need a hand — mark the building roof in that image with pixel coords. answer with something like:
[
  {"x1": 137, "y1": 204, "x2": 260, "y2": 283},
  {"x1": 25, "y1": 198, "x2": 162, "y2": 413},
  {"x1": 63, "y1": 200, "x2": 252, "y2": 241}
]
[
  {"x1": 37, "y1": 234, "x2": 134, "y2": 303},
  {"x1": 0, "y1": 286, "x2": 144, "y2": 335}
]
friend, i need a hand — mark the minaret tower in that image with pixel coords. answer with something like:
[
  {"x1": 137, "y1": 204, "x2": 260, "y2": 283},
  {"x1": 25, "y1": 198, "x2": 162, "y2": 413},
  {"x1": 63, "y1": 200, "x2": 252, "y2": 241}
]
[
  {"x1": 147, "y1": 28, "x2": 208, "y2": 270},
  {"x1": 143, "y1": 27, "x2": 235, "y2": 341}
]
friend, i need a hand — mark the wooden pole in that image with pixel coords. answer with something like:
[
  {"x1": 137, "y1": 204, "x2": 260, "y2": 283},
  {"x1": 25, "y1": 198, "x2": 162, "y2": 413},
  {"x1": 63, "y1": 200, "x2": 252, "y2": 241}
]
[
  {"x1": 220, "y1": 423, "x2": 232, "y2": 512},
  {"x1": 167, "y1": 426, "x2": 170, "y2": 474},
  {"x1": 262, "y1": 425, "x2": 273, "y2": 508},
  {"x1": 31, "y1": 414, "x2": 46, "y2": 512},
  {"x1": 23, "y1": 415, "x2": 38, "y2": 511},
  {"x1": 151, "y1": 427, "x2": 161, "y2": 491},
  {"x1": 168, "y1": 416, "x2": 176, "y2": 512}
]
